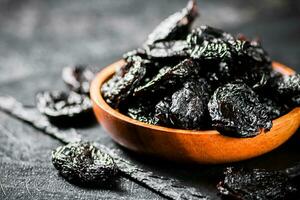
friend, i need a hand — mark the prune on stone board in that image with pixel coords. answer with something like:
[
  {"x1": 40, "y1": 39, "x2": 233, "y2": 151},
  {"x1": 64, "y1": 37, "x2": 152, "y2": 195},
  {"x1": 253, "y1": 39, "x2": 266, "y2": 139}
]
[
  {"x1": 155, "y1": 79, "x2": 211, "y2": 129},
  {"x1": 208, "y1": 83, "x2": 272, "y2": 137},
  {"x1": 145, "y1": 0, "x2": 198, "y2": 45},
  {"x1": 133, "y1": 59, "x2": 201, "y2": 97},
  {"x1": 36, "y1": 91, "x2": 92, "y2": 124},
  {"x1": 62, "y1": 65, "x2": 94, "y2": 94},
  {"x1": 52, "y1": 142, "x2": 118, "y2": 185},
  {"x1": 217, "y1": 167, "x2": 299, "y2": 200},
  {"x1": 101, "y1": 56, "x2": 147, "y2": 108},
  {"x1": 145, "y1": 40, "x2": 190, "y2": 59}
]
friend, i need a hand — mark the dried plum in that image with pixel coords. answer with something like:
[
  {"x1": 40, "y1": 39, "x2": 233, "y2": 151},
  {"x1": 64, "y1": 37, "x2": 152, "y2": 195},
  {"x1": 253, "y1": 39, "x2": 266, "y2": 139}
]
[
  {"x1": 208, "y1": 83, "x2": 272, "y2": 137},
  {"x1": 124, "y1": 99, "x2": 157, "y2": 124},
  {"x1": 145, "y1": 0, "x2": 198, "y2": 45},
  {"x1": 102, "y1": 56, "x2": 147, "y2": 108},
  {"x1": 276, "y1": 74, "x2": 300, "y2": 106},
  {"x1": 62, "y1": 65, "x2": 94, "y2": 94},
  {"x1": 52, "y1": 142, "x2": 118, "y2": 185},
  {"x1": 133, "y1": 59, "x2": 200, "y2": 97},
  {"x1": 36, "y1": 91, "x2": 92, "y2": 125},
  {"x1": 187, "y1": 26, "x2": 234, "y2": 46},
  {"x1": 187, "y1": 27, "x2": 272, "y2": 89},
  {"x1": 145, "y1": 40, "x2": 190, "y2": 59},
  {"x1": 154, "y1": 79, "x2": 211, "y2": 129},
  {"x1": 217, "y1": 167, "x2": 300, "y2": 200}
]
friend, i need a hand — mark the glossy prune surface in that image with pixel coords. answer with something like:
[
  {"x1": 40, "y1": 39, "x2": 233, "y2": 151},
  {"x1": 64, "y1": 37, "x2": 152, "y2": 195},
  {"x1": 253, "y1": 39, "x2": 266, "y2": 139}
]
[{"x1": 52, "y1": 142, "x2": 118, "y2": 185}]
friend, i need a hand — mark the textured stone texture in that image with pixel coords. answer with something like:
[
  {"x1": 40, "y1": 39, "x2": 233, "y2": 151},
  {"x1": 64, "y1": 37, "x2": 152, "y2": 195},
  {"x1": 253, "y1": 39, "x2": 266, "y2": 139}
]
[{"x1": 0, "y1": 0, "x2": 299, "y2": 199}]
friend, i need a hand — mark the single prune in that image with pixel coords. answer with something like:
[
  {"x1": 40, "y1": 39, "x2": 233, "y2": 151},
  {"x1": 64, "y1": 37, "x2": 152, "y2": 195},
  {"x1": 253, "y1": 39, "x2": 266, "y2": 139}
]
[
  {"x1": 36, "y1": 91, "x2": 92, "y2": 124},
  {"x1": 190, "y1": 39, "x2": 232, "y2": 61},
  {"x1": 133, "y1": 59, "x2": 201, "y2": 97},
  {"x1": 123, "y1": 48, "x2": 148, "y2": 60},
  {"x1": 260, "y1": 96, "x2": 289, "y2": 120},
  {"x1": 101, "y1": 56, "x2": 147, "y2": 108},
  {"x1": 208, "y1": 83, "x2": 272, "y2": 137},
  {"x1": 52, "y1": 142, "x2": 118, "y2": 185},
  {"x1": 156, "y1": 79, "x2": 211, "y2": 129},
  {"x1": 145, "y1": 0, "x2": 198, "y2": 45},
  {"x1": 187, "y1": 26, "x2": 234, "y2": 46},
  {"x1": 62, "y1": 65, "x2": 94, "y2": 94},
  {"x1": 217, "y1": 167, "x2": 299, "y2": 200},
  {"x1": 154, "y1": 96, "x2": 172, "y2": 126},
  {"x1": 276, "y1": 74, "x2": 300, "y2": 106},
  {"x1": 125, "y1": 100, "x2": 157, "y2": 124},
  {"x1": 145, "y1": 40, "x2": 190, "y2": 59}
]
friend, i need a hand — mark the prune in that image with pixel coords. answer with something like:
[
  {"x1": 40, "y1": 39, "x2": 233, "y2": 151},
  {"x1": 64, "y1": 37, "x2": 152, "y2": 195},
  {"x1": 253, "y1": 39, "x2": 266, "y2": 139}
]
[
  {"x1": 260, "y1": 96, "x2": 289, "y2": 119},
  {"x1": 36, "y1": 91, "x2": 92, "y2": 124},
  {"x1": 145, "y1": 40, "x2": 190, "y2": 59},
  {"x1": 101, "y1": 56, "x2": 147, "y2": 108},
  {"x1": 145, "y1": 0, "x2": 198, "y2": 45},
  {"x1": 133, "y1": 59, "x2": 200, "y2": 97},
  {"x1": 123, "y1": 48, "x2": 148, "y2": 60},
  {"x1": 217, "y1": 167, "x2": 300, "y2": 200},
  {"x1": 125, "y1": 100, "x2": 157, "y2": 124},
  {"x1": 190, "y1": 39, "x2": 232, "y2": 61},
  {"x1": 155, "y1": 79, "x2": 211, "y2": 129},
  {"x1": 62, "y1": 65, "x2": 94, "y2": 94},
  {"x1": 276, "y1": 74, "x2": 300, "y2": 106},
  {"x1": 52, "y1": 142, "x2": 118, "y2": 185},
  {"x1": 187, "y1": 27, "x2": 272, "y2": 89},
  {"x1": 208, "y1": 83, "x2": 272, "y2": 137},
  {"x1": 187, "y1": 26, "x2": 234, "y2": 46}
]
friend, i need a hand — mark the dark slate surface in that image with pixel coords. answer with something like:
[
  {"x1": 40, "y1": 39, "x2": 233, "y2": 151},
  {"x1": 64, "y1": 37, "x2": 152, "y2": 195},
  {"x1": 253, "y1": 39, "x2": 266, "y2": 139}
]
[{"x1": 0, "y1": 0, "x2": 299, "y2": 199}]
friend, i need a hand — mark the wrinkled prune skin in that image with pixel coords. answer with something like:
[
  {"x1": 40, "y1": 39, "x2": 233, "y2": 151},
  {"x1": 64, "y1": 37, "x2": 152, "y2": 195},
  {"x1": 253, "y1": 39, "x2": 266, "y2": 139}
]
[
  {"x1": 124, "y1": 99, "x2": 158, "y2": 124},
  {"x1": 145, "y1": 0, "x2": 198, "y2": 45},
  {"x1": 276, "y1": 74, "x2": 300, "y2": 106},
  {"x1": 145, "y1": 40, "x2": 190, "y2": 59},
  {"x1": 260, "y1": 96, "x2": 289, "y2": 120},
  {"x1": 36, "y1": 91, "x2": 92, "y2": 124},
  {"x1": 155, "y1": 79, "x2": 211, "y2": 129},
  {"x1": 208, "y1": 83, "x2": 272, "y2": 137},
  {"x1": 62, "y1": 65, "x2": 94, "y2": 94},
  {"x1": 217, "y1": 167, "x2": 299, "y2": 200},
  {"x1": 102, "y1": 56, "x2": 147, "y2": 108},
  {"x1": 187, "y1": 26, "x2": 235, "y2": 46},
  {"x1": 123, "y1": 48, "x2": 148, "y2": 60},
  {"x1": 154, "y1": 96, "x2": 172, "y2": 126},
  {"x1": 133, "y1": 59, "x2": 200, "y2": 97},
  {"x1": 187, "y1": 27, "x2": 272, "y2": 89},
  {"x1": 52, "y1": 142, "x2": 118, "y2": 185}
]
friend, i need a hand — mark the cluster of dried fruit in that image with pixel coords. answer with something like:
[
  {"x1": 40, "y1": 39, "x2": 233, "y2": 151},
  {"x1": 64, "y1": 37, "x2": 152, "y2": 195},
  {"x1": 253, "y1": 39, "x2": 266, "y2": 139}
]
[
  {"x1": 36, "y1": 65, "x2": 95, "y2": 126},
  {"x1": 101, "y1": 0, "x2": 299, "y2": 138},
  {"x1": 217, "y1": 166, "x2": 300, "y2": 199}
]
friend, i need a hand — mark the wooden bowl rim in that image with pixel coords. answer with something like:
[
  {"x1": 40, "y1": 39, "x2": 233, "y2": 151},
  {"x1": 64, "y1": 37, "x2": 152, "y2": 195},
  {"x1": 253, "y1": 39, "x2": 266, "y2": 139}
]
[{"x1": 90, "y1": 60, "x2": 298, "y2": 136}]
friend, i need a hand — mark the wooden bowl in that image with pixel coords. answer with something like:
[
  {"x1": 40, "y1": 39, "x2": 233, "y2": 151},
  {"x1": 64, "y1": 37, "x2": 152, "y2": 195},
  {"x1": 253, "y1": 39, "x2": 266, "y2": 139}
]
[{"x1": 90, "y1": 61, "x2": 300, "y2": 164}]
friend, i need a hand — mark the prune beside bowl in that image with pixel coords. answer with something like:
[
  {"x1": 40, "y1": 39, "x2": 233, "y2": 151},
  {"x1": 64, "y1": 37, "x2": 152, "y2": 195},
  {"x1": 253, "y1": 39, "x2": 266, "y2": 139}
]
[{"x1": 90, "y1": 60, "x2": 300, "y2": 164}]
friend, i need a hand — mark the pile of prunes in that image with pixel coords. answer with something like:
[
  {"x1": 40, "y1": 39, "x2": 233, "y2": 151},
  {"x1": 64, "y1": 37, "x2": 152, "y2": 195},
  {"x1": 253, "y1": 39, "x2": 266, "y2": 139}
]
[{"x1": 102, "y1": 0, "x2": 299, "y2": 138}]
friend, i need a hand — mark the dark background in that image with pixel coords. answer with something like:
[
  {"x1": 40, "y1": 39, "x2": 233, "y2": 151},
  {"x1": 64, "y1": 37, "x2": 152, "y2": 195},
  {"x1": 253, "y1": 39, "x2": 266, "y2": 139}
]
[{"x1": 0, "y1": 0, "x2": 299, "y2": 199}]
